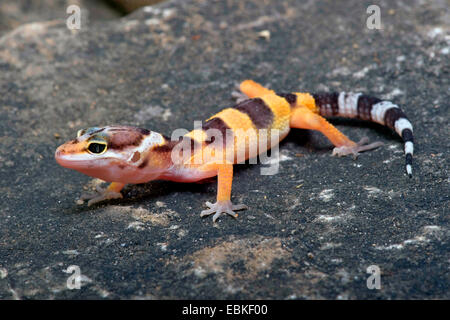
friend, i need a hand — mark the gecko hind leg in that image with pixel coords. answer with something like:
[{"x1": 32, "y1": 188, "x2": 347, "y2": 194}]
[
  {"x1": 200, "y1": 200, "x2": 248, "y2": 223},
  {"x1": 79, "y1": 182, "x2": 125, "y2": 206},
  {"x1": 290, "y1": 106, "x2": 384, "y2": 159},
  {"x1": 332, "y1": 137, "x2": 384, "y2": 159}
]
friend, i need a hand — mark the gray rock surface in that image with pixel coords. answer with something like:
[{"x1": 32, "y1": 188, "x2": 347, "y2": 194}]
[{"x1": 0, "y1": 0, "x2": 448, "y2": 299}]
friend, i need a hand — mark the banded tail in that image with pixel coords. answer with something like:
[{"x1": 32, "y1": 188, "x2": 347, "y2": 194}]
[{"x1": 310, "y1": 92, "x2": 414, "y2": 177}]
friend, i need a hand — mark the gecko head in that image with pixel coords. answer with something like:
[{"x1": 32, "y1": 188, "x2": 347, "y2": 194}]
[{"x1": 55, "y1": 126, "x2": 168, "y2": 182}]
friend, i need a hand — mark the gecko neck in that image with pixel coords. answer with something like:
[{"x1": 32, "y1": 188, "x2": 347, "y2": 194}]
[{"x1": 153, "y1": 136, "x2": 216, "y2": 182}]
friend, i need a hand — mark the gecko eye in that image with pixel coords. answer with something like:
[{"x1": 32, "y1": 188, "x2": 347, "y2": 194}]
[
  {"x1": 87, "y1": 142, "x2": 107, "y2": 155},
  {"x1": 77, "y1": 129, "x2": 86, "y2": 138}
]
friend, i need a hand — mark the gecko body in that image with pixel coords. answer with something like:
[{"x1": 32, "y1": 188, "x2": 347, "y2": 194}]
[{"x1": 55, "y1": 80, "x2": 414, "y2": 222}]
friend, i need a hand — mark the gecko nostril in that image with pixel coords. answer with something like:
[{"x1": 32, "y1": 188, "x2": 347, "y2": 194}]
[{"x1": 55, "y1": 146, "x2": 65, "y2": 158}]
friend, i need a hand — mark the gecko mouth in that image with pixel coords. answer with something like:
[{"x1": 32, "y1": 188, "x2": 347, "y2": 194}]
[
  {"x1": 55, "y1": 152, "x2": 88, "y2": 168},
  {"x1": 55, "y1": 148, "x2": 97, "y2": 168},
  {"x1": 55, "y1": 148, "x2": 120, "y2": 173}
]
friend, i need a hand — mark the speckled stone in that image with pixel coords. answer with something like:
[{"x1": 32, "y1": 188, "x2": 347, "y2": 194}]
[{"x1": 0, "y1": 0, "x2": 448, "y2": 299}]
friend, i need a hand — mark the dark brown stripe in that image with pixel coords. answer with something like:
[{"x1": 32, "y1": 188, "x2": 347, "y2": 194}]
[
  {"x1": 150, "y1": 135, "x2": 201, "y2": 167},
  {"x1": 405, "y1": 153, "x2": 413, "y2": 165},
  {"x1": 356, "y1": 95, "x2": 381, "y2": 121},
  {"x1": 203, "y1": 117, "x2": 230, "y2": 137},
  {"x1": 107, "y1": 128, "x2": 129, "y2": 132},
  {"x1": 153, "y1": 135, "x2": 198, "y2": 156},
  {"x1": 153, "y1": 136, "x2": 179, "y2": 153},
  {"x1": 276, "y1": 92, "x2": 297, "y2": 106},
  {"x1": 108, "y1": 131, "x2": 144, "y2": 150},
  {"x1": 137, "y1": 128, "x2": 151, "y2": 135},
  {"x1": 384, "y1": 108, "x2": 407, "y2": 129},
  {"x1": 202, "y1": 117, "x2": 233, "y2": 146},
  {"x1": 138, "y1": 136, "x2": 174, "y2": 169},
  {"x1": 107, "y1": 127, "x2": 148, "y2": 134},
  {"x1": 89, "y1": 128, "x2": 106, "y2": 135},
  {"x1": 109, "y1": 139, "x2": 143, "y2": 150},
  {"x1": 153, "y1": 143, "x2": 173, "y2": 153},
  {"x1": 312, "y1": 92, "x2": 339, "y2": 116},
  {"x1": 186, "y1": 137, "x2": 200, "y2": 153},
  {"x1": 82, "y1": 127, "x2": 103, "y2": 135},
  {"x1": 232, "y1": 98, "x2": 274, "y2": 129}
]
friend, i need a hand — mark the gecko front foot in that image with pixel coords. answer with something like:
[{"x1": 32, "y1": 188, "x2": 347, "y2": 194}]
[
  {"x1": 79, "y1": 185, "x2": 123, "y2": 206},
  {"x1": 332, "y1": 137, "x2": 383, "y2": 159},
  {"x1": 200, "y1": 200, "x2": 248, "y2": 223}
]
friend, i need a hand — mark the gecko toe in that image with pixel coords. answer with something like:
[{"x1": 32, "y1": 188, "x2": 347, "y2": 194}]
[
  {"x1": 200, "y1": 208, "x2": 215, "y2": 217},
  {"x1": 231, "y1": 204, "x2": 248, "y2": 211},
  {"x1": 332, "y1": 137, "x2": 383, "y2": 159},
  {"x1": 231, "y1": 90, "x2": 250, "y2": 103},
  {"x1": 86, "y1": 191, "x2": 123, "y2": 206},
  {"x1": 201, "y1": 200, "x2": 248, "y2": 222},
  {"x1": 79, "y1": 188, "x2": 123, "y2": 206}
]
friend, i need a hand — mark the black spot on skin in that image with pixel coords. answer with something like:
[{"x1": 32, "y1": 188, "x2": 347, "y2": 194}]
[
  {"x1": 233, "y1": 98, "x2": 274, "y2": 129},
  {"x1": 312, "y1": 92, "x2": 339, "y2": 116},
  {"x1": 131, "y1": 151, "x2": 141, "y2": 162}
]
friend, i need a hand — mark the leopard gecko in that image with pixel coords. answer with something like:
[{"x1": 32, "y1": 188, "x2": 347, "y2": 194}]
[{"x1": 55, "y1": 80, "x2": 414, "y2": 222}]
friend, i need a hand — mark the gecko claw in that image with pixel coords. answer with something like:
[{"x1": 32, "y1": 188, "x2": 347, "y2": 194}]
[
  {"x1": 231, "y1": 82, "x2": 250, "y2": 103},
  {"x1": 200, "y1": 200, "x2": 248, "y2": 222},
  {"x1": 332, "y1": 137, "x2": 383, "y2": 159},
  {"x1": 231, "y1": 90, "x2": 250, "y2": 103},
  {"x1": 79, "y1": 186, "x2": 123, "y2": 206}
]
